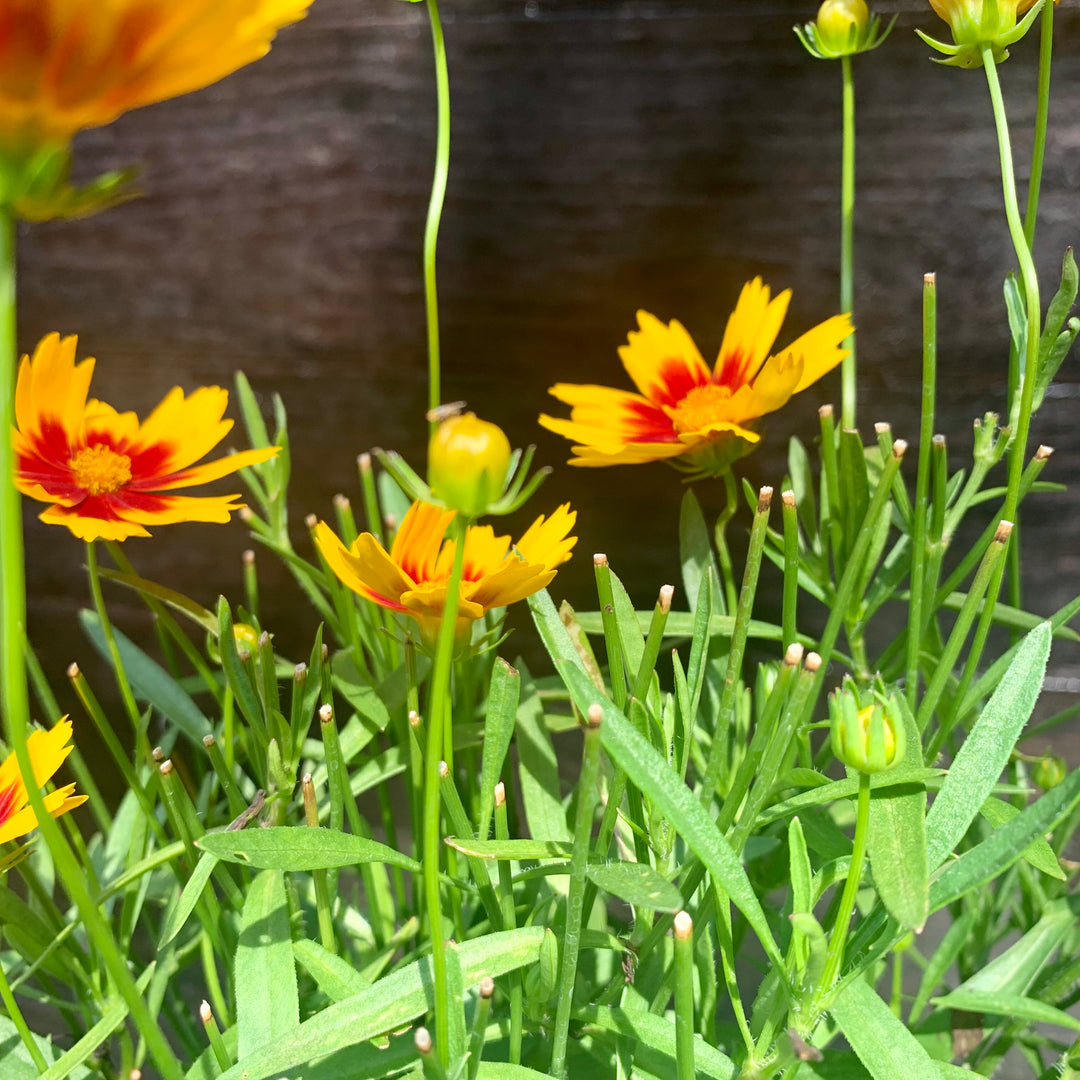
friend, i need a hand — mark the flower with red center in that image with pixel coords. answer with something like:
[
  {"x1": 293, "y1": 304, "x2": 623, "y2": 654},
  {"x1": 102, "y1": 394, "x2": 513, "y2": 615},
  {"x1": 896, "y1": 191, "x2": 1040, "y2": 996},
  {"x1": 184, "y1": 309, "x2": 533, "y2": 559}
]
[
  {"x1": 0, "y1": 717, "x2": 87, "y2": 845},
  {"x1": 13, "y1": 332, "x2": 278, "y2": 541},
  {"x1": 0, "y1": 0, "x2": 313, "y2": 152},
  {"x1": 314, "y1": 500, "x2": 577, "y2": 645},
  {"x1": 539, "y1": 278, "x2": 852, "y2": 478}
]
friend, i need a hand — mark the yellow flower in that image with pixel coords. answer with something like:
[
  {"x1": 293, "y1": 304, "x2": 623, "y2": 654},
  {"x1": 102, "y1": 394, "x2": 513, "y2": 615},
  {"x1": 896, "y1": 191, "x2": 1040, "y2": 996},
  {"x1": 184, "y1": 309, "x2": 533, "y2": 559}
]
[
  {"x1": 539, "y1": 278, "x2": 851, "y2": 478},
  {"x1": 0, "y1": 718, "x2": 88, "y2": 845},
  {"x1": 815, "y1": 0, "x2": 869, "y2": 54},
  {"x1": 0, "y1": 0, "x2": 312, "y2": 151},
  {"x1": 428, "y1": 413, "x2": 512, "y2": 517},
  {"x1": 13, "y1": 332, "x2": 279, "y2": 541},
  {"x1": 315, "y1": 500, "x2": 577, "y2": 644}
]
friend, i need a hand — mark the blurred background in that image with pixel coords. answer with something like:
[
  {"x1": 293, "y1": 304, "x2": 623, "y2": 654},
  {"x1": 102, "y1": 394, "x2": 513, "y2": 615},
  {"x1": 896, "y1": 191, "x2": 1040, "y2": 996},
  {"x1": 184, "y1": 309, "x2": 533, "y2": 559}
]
[{"x1": 16, "y1": 0, "x2": 1080, "y2": 773}]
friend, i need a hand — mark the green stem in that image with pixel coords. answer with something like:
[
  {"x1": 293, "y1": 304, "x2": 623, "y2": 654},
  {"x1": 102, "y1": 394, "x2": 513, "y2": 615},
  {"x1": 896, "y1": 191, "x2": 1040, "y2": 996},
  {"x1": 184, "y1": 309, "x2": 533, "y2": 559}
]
[
  {"x1": 1024, "y1": 0, "x2": 1054, "y2": 250},
  {"x1": 673, "y1": 913, "x2": 696, "y2": 1080},
  {"x1": 550, "y1": 711, "x2": 602, "y2": 1078},
  {"x1": 424, "y1": 0, "x2": 451, "y2": 426},
  {"x1": 424, "y1": 516, "x2": 468, "y2": 1065},
  {"x1": 714, "y1": 471, "x2": 740, "y2": 615},
  {"x1": 982, "y1": 47, "x2": 1040, "y2": 529},
  {"x1": 840, "y1": 54, "x2": 856, "y2": 429},
  {"x1": 0, "y1": 931, "x2": 48, "y2": 1071},
  {"x1": 819, "y1": 772, "x2": 871, "y2": 994},
  {"x1": 906, "y1": 274, "x2": 937, "y2": 707},
  {"x1": 781, "y1": 491, "x2": 799, "y2": 650}
]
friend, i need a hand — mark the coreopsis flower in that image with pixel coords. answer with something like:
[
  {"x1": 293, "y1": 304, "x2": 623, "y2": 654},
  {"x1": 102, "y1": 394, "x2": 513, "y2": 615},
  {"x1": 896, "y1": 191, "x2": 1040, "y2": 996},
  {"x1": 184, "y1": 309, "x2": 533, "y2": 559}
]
[
  {"x1": 919, "y1": 0, "x2": 1044, "y2": 66},
  {"x1": 315, "y1": 500, "x2": 577, "y2": 644},
  {"x1": 539, "y1": 278, "x2": 852, "y2": 479},
  {"x1": 428, "y1": 413, "x2": 512, "y2": 517},
  {"x1": 0, "y1": 0, "x2": 313, "y2": 151},
  {"x1": 0, "y1": 0, "x2": 312, "y2": 217},
  {"x1": 13, "y1": 333, "x2": 278, "y2": 541},
  {"x1": 829, "y1": 686, "x2": 905, "y2": 774},
  {"x1": 0, "y1": 718, "x2": 87, "y2": 845}
]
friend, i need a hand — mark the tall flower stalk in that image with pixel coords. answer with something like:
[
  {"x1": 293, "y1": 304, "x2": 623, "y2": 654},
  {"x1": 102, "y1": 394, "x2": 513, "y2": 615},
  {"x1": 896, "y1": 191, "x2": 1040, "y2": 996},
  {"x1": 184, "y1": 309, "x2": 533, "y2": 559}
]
[
  {"x1": 424, "y1": 0, "x2": 451, "y2": 425},
  {"x1": 839, "y1": 53, "x2": 857, "y2": 428}
]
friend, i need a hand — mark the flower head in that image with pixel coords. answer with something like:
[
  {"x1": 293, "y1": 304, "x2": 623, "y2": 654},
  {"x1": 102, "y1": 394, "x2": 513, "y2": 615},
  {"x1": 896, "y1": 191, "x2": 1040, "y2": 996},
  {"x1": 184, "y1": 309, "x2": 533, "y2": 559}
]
[
  {"x1": 315, "y1": 500, "x2": 577, "y2": 645},
  {"x1": 428, "y1": 413, "x2": 512, "y2": 517},
  {"x1": 0, "y1": 718, "x2": 88, "y2": 845},
  {"x1": 13, "y1": 332, "x2": 278, "y2": 541},
  {"x1": 918, "y1": 0, "x2": 1044, "y2": 66},
  {"x1": 539, "y1": 278, "x2": 852, "y2": 479},
  {"x1": 0, "y1": 0, "x2": 312, "y2": 152},
  {"x1": 796, "y1": 0, "x2": 895, "y2": 59},
  {"x1": 829, "y1": 685, "x2": 905, "y2": 774}
]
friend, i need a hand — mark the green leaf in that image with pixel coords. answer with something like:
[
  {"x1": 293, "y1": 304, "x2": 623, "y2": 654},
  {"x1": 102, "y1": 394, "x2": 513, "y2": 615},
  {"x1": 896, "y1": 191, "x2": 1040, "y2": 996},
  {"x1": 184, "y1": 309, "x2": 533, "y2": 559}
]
[
  {"x1": 867, "y1": 777, "x2": 928, "y2": 932},
  {"x1": 478, "y1": 658, "x2": 521, "y2": 839},
  {"x1": 930, "y1": 765, "x2": 1080, "y2": 912},
  {"x1": 235, "y1": 870, "x2": 299, "y2": 1061},
  {"x1": 158, "y1": 851, "x2": 218, "y2": 948},
  {"x1": 0, "y1": 1017, "x2": 93, "y2": 1080},
  {"x1": 607, "y1": 563, "x2": 646, "y2": 677},
  {"x1": 573, "y1": 610, "x2": 787, "y2": 644},
  {"x1": 832, "y1": 976, "x2": 942, "y2": 1080},
  {"x1": 585, "y1": 861, "x2": 685, "y2": 913},
  {"x1": 1040, "y1": 246, "x2": 1078, "y2": 356},
  {"x1": 218, "y1": 928, "x2": 544, "y2": 1080},
  {"x1": 215, "y1": 597, "x2": 264, "y2": 731},
  {"x1": 514, "y1": 660, "x2": 569, "y2": 843},
  {"x1": 556, "y1": 659, "x2": 784, "y2": 971},
  {"x1": 198, "y1": 827, "x2": 420, "y2": 873},
  {"x1": 788, "y1": 435, "x2": 818, "y2": 545},
  {"x1": 79, "y1": 609, "x2": 211, "y2": 746},
  {"x1": 938, "y1": 594, "x2": 1078, "y2": 641},
  {"x1": 931, "y1": 989, "x2": 1080, "y2": 1034},
  {"x1": 978, "y1": 797, "x2": 1064, "y2": 879},
  {"x1": 96, "y1": 569, "x2": 218, "y2": 633},
  {"x1": 578, "y1": 1005, "x2": 735, "y2": 1079},
  {"x1": 293, "y1": 939, "x2": 371, "y2": 1001},
  {"x1": 477, "y1": 1066, "x2": 561, "y2": 1080},
  {"x1": 445, "y1": 837, "x2": 572, "y2": 860},
  {"x1": 925, "y1": 622, "x2": 1051, "y2": 868},
  {"x1": 680, "y1": 488, "x2": 721, "y2": 614}
]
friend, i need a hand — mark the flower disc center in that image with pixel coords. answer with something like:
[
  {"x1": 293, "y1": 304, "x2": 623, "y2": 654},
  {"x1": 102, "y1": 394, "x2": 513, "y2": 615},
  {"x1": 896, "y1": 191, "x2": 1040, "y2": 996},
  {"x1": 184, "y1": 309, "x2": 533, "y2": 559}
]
[
  {"x1": 70, "y1": 444, "x2": 132, "y2": 495},
  {"x1": 669, "y1": 382, "x2": 733, "y2": 433}
]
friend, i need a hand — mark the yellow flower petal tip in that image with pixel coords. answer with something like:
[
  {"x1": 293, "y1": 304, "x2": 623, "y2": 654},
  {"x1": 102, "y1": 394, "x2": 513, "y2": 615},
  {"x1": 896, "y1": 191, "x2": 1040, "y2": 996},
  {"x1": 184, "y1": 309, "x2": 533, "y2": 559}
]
[
  {"x1": 315, "y1": 500, "x2": 577, "y2": 647},
  {"x1": 0, "y1": 718, "x2": 89, "y2": 845},
  {"x1": 539, "y1": 279, "x2": 851, "y2": 478},
  {"x1": 13, "y1": 332, "x2": 279, "y2": 541},
  {"x1": 0, "y1": 0, "x2": 313, "y2": 151}
]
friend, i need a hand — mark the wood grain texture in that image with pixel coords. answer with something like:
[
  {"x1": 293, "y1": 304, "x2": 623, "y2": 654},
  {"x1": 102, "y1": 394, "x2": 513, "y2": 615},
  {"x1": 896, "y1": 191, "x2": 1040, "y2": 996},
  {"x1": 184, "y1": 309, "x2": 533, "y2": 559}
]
[{"x1": 15, "y1": 1, "x2": 1080, "y2": 747}]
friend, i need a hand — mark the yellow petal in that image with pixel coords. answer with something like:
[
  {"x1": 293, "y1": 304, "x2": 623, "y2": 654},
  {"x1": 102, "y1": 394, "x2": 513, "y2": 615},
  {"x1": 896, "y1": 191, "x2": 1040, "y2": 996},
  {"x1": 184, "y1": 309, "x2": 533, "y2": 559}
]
[
  {"x1": 390, "y1": 502, "x2": 456, "y2": 584},
  {"x1": 469, "y1": 561, "x2": 554, "y2": 611},
  {"x1": 0, "y1": 785, "x2": 88, "y2": 845},
  {"x1": 566, "y1": 441, "x2": 693, "y2": 467},
  {"x1": 715, "y1": 278, "x2": 792, "y2": 389},
  {"x1": 15, "y1": 333, "x2": 95, "y2": 448},
  {"x1": 618, "y1": 311, "x2": 710, "y2": 407},
  {"x1": 146, "y1": 446, "x2": 280, "y2": 490},
  {"x1": 315, "y1": 522, "x2": 412, "y2": 612},
  {"x1": 514, "y1": 504, "x2": 578, "y2": 570},
  {"x1": 127, "y1": 386, "x2": 234, "y2": 477},
  {"x1": 782, "y1": 314, "x2": 853, "y2": 395},
  {"x1": 38, "y1": 504, "x2": 152, "y2": 541}
]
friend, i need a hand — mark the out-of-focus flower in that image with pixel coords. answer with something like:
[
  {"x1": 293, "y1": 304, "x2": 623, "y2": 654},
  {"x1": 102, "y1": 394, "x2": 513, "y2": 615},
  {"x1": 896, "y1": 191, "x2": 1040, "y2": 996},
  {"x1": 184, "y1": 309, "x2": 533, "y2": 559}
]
[
  {"x1": 830, "y1": 689, "x2": 905, "y2": 774},
  {"x1": 796, "y1": 0, "x2": 895, "y2": 59},
  {"x1": 0, "y1": 0, "x2": 313, "y2": 150},
  {"x1": 539, "y1": 278, "x2": 851, "y2": 479},
  {"x1": 0, "y1": 0, "x2": 312, "y2": 218},
  {"x1": 1018, "y1": 0, "x2": 1057, "y2": 12},
  {"x1": 0, "y1": 717, "x2": 87, "y2": 844},
  {"x1": 919, "y1": 0, "x2": 1044, "y2": 67},
  {"x1": 428, "y1": 413, "x2": 512, "y2": 517},
  {"x1": 315, "y1": 500, "x2": 577, "y2": 645},
  {"x1": 13, "y1": 333, "x2": 278, "y2": 541}
]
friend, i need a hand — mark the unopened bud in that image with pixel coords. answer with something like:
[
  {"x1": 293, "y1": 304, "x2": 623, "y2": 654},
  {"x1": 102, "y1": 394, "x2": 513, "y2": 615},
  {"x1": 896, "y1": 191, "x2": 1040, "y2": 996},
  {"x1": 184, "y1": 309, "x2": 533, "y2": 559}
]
[
  {"x1": 829, "y1": 681, "x2": 904, "y2": 774},
  {"x1": 232, "y1": 622, "x2": 259, "y2": 652},
  {"x1": 1034, "y1": 754, "x2": 1067, "y2": 792},
  {"x1": 428, "y1": 412, "x2": 511, "y2": 517}
]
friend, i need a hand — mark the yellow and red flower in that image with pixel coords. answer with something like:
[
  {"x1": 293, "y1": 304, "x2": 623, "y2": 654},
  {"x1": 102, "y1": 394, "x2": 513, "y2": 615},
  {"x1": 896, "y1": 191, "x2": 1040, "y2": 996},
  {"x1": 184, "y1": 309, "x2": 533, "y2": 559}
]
[
  {"x1": 13, "y1": 332, "x2": 277, "y2": 541},
  {"x1": 0, "y1": 717, "x2": 87, "y2": 845},
  {"x1": 0, "y1": 0, "x2": 313, "y2": 151},
  {"x1": 539, "y1": 278, "x2": 852, "y2": 478},
  {"x1": 315, "y1": 500, "x2": 577, "y2": 644}
]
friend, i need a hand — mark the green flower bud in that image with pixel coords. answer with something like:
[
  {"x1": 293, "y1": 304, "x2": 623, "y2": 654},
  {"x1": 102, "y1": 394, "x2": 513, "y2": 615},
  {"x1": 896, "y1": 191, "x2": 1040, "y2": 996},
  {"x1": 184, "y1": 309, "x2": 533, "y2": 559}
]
[
  {"x1": 815, "y1": 0, "x2": 869, "y2": 55},
  {"x1": 1033, "y1": 754, "x2": 1067, "y2": 792},
  {"x1": 232, "y1": 623, "x2": 260, "y2": 653},
  {"x1": 830, "y1": 687, "x2": 905, "y2": 774},
  {"x1": 919, "y1": 0, "x2": 1044, "y2": 67},
  {"x1": 428, "y1": 412, "x2": 511, "y2": 517}
]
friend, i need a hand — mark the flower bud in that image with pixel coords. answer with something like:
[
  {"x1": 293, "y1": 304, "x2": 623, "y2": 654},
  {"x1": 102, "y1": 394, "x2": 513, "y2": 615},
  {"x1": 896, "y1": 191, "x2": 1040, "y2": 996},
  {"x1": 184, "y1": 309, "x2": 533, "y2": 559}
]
[
  {"x1": 1033, "y1": 753, "x2": 1067, "y2": 792},
  {"x1": 919, "y1": 0, "x2": 1043, "y2": 67},
  {"x1": 815, "y1": 0, "x2": 869, "y2": 55},
  {"x1": 232, "y1": 622, "x2": 260, "y2": 653},
  {"x1": 428, "y1": 412, "x2": 511, "y2": 517},
  {"x1": 829, "y1": 685, "x2": 905, "y2": 774}
]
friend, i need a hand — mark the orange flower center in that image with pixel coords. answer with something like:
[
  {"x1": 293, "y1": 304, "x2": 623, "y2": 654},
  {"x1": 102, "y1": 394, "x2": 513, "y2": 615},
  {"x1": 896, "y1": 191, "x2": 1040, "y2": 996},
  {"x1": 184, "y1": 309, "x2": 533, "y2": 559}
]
[
  {"x1": 70, "y1": 444, "x2": 132, "y2": 495},
  {"x1": 669, "y1": 383, "x2": 733, "y2": 433}
]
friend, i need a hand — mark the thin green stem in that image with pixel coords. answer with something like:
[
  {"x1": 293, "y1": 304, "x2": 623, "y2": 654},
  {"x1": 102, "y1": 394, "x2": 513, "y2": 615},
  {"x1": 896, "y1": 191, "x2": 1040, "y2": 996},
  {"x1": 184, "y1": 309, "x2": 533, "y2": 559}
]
[
  {"x1": 424, "y1": 516, "x2": 468, "y2": 1065},
  {"x1": 550, "y1": 712, "x2": 602, "y2": 1078},
  {"x1": 982, "y1": 47, "x2": 1040, "y2": 528},
  {"x1": 906, "y1": 274, "x2": 936, "y2": 707},
  {"x1": 1024, "y1": 0, "x2": 1054, "y2": 250},
  {"x1": 840, "y1": 54, "x2": 856, "y2": 429},
  {"x1": 0, "y1": 931, "x2": 48, "y2": 1071},
  {"x1": 781, "y1": 491, "x2": 799, "y2": 650},
  {"x1": 424, "y1": 0, "x2": 451, "y2": 426},
  {"x1": 714, "y1": 471, "x2": 740, "y2": 614},
  {"x1": 673, "y1": 913, "x2": 696, "y2": 1080},
  {"x1": 819, "y1": 772, "x2": 871, "y2": 994}
]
